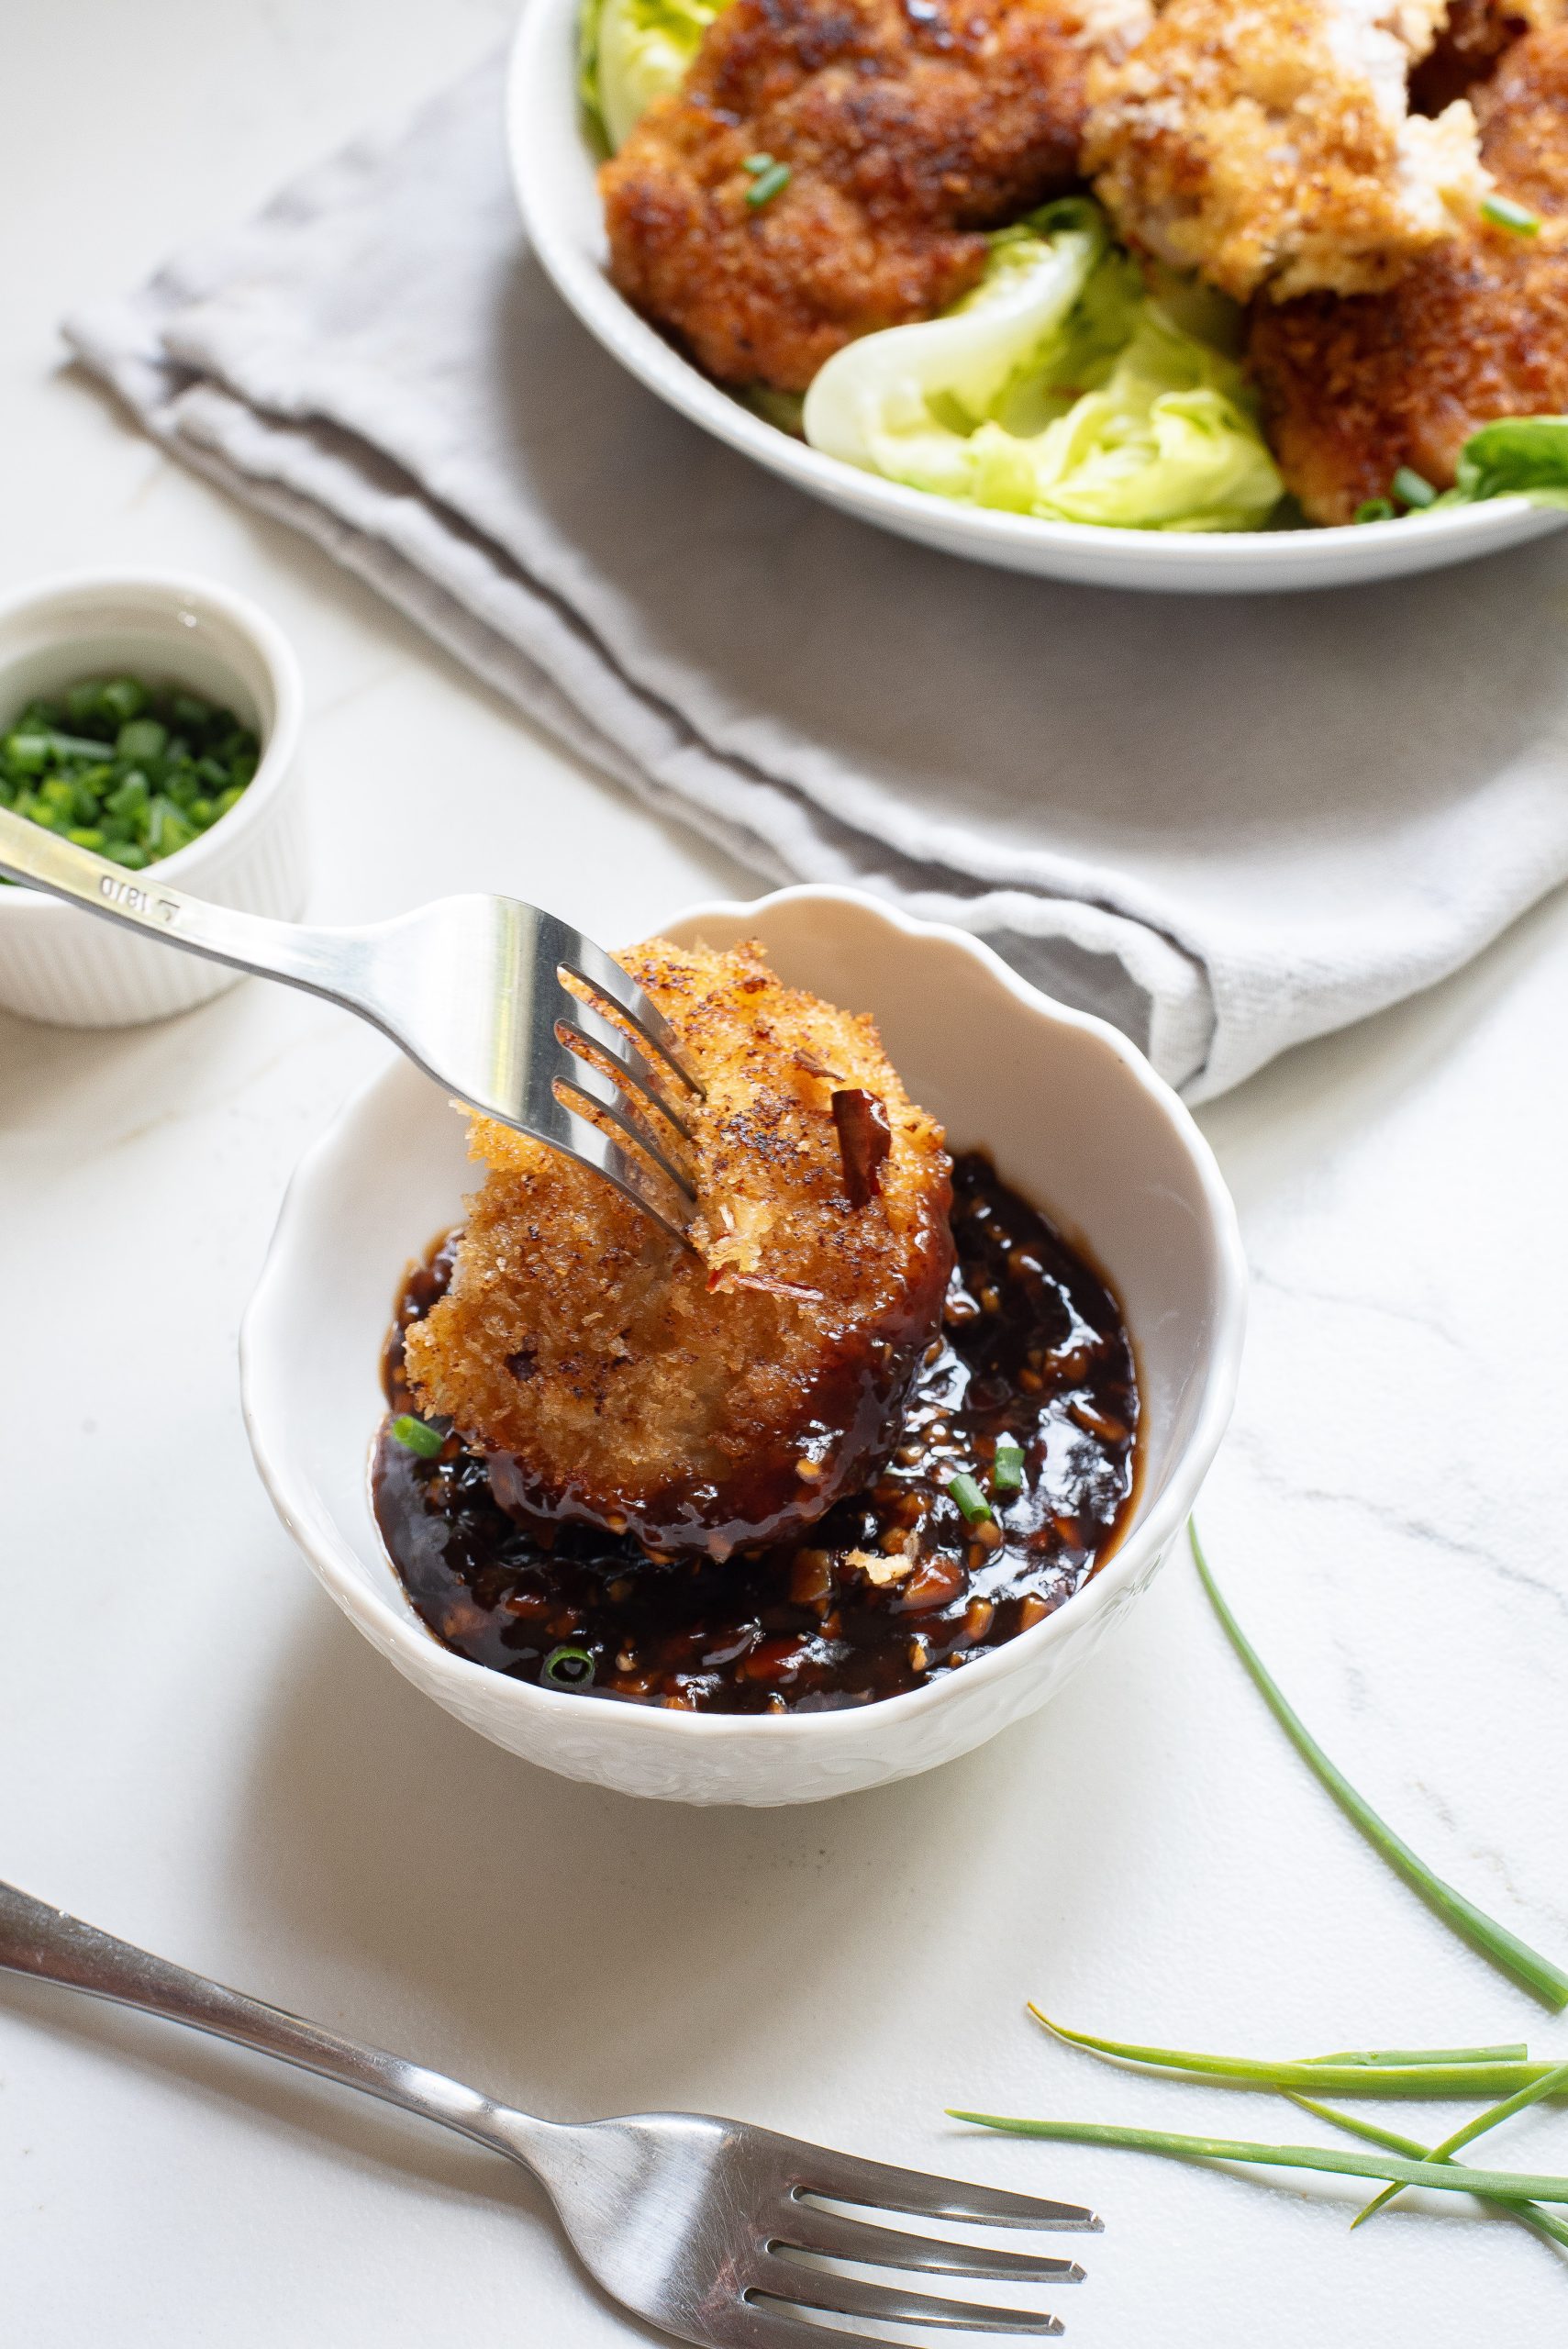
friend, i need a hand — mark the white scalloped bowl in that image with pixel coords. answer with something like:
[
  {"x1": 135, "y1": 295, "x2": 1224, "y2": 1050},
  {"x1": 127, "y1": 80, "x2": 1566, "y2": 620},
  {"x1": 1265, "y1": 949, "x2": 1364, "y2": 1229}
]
[
  {"x1": 240, "y1": 885, "x2": 1246, "y2": 1804},
  {"x1": 506, "y1": 0, "x2": 1567, "y2": 594}
]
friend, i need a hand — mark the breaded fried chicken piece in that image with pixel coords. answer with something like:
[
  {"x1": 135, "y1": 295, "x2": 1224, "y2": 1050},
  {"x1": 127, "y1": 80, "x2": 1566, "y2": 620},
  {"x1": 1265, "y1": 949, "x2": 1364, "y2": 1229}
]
[
  {"x1": 601, "y1": 0, "x2": 1151, "y2": 393},
  {"x1": 1248, "y1": 24, "x2": 1568, "y2": 520},
  {"x1": 1084, "y1": 0, "x2": 1493, "y2": 303},
  {"x1": 1412, "y1": 0, "x2": 1562, "y2": 113},
  {"x1": 406, "y1": 938, "x2": 954, "y2": 1557}
]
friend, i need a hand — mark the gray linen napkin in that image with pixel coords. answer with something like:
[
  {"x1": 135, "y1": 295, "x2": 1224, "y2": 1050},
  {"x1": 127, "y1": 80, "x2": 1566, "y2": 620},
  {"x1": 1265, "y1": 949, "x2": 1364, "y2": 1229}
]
[{"x1": 65, "y1": 51, "x2": 1568, "y2": 1097}]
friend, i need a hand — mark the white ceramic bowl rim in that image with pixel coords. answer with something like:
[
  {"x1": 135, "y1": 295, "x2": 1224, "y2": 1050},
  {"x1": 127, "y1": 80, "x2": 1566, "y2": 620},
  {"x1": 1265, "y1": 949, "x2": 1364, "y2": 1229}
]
[
  {"x1": 505, "y1": 0, "x2": 1558, "y2": 585},
  {"x1": 0, "y1": 567, "x2": 304, "y2": 913},
  {"x1": 240, "y1": 884, "x2": 1248, "y2": 1752}
]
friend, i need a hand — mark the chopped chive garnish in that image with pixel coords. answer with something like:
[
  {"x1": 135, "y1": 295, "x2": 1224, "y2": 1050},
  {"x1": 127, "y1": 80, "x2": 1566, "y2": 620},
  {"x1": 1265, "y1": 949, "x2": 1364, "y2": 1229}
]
[
  {"x1": 742, "y1": 151, "x2": 773, "y2": 173},
  {"x1": 945, "y1": 2112, "x2": 1568, "y2": 2206},
  {"x1": 745, "y1": 161, "x2": 792, "y2": 208},
  {"x1": 1353, "y1": 497, "x2": 1396, "y2": 524},
  {"x1": 1289, "y1": 2095, "x2": 1568, "y2": 2250},
  {"x1": 947, "y1": 1472, "x2": 994, "y2": 1525},
  {"x1": 1029, "y1": 2009, "x2": 1549, "y2": 2099},
  {"x1": 541, "y1": 1643, "x2": 596, "y2": 1690},
  {"x1": 1190, "y1": 1520, "x2": 1568, "y2": 2009},
  {"x1": 1482, "y1": 192, "x2": 1540, "y2": 235},
  {"x1": 390, "y1": 1413, "x2": 443, "y2": 1459},
  {"x1": 1391, "y1": 465, "x2": 1436, "y2": 509},
  {"x1": 1353, "y1": 2054, "x2": 1568, "y2": 2228},
  {"x1": 992, "y1": 1433, "x2": 1026, "y2": 1495}
]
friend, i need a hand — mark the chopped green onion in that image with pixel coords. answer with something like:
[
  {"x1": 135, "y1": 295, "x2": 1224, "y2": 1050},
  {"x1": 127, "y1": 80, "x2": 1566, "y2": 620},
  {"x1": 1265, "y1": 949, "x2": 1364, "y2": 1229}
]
[
  {"x1": 1391, "y1": 466, "x2": 1436, "y2": 509},
  {"x1": 992, "y1": 1433, "x2": 1026, "y2": 1495},
  {"x1": 745, "y1": 161, "x2": 792, "y2": 208},
  {"x1": 945, "y1": 2111, "x2": 1568, "y2": 2206},
  {"x1": 390, "y1": 1413, "x2": 444, "y2": 1459},
  {"x1": 0, "y1": 674, "x2": 258, "y2": 881},
  {"x1": 1190, "y1": 1520, "x2": 1568, "y2": 2009},
  {"x1": 1482, "y1": 192, "x2": 1540, "y2": 236},
  {"x1": 541, "y1": 1643, "x2": 596, "y2": 1690},
  {"x1": 1353, "y1": 2054, "x2": 1568, "y2": 2228},
  {"x1": 1353, "y1": 498, "x2": 1396, "y2": 524},
  {"x1": 947, "y1": 1472, "x2": 994, "y2": 1525},
  {"x1": 1029, "y1": 2009, "x2": 1551, "y2": 2099},
  {"x1": 742, "y1": 151, "x2": 773, "y2": 173},
  {"x1": 1288, "y1": 2096, "x2": 1568, "y2": 2251}
]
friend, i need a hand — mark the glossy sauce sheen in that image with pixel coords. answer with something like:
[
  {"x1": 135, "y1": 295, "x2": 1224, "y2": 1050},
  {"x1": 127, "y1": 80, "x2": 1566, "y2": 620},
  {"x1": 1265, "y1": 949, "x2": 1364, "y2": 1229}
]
[{"x1": 373, "y1": 1153, "x2": 1139, "y2": 1714}]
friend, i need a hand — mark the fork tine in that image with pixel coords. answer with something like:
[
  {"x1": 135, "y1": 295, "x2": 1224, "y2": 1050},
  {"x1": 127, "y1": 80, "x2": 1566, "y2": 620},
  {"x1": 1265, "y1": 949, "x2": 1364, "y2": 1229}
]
[
  {"x1": 751, "y1": 2261, "x2": 1062, "y2": 2335},
  {"x1": 559, "y1": 950, "x2": 704, "y2": 1098},
  {"x1": 794, "y1": 2151, "x2": 1100, "y2": 2232},
  {"x1": 772, "y1": 2204, "x2": 1083, "y2": 2283},
  {"x1": 554, "y1": 1017, "x2": 699, "y2": 1148},
  {"x1": 553, "y1": 1074, "x2": 699, "y2": 1209}
]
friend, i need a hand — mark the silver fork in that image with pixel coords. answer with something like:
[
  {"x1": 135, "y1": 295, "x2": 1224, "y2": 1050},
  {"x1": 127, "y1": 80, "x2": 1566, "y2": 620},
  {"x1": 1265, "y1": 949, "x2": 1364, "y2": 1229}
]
[
  {"x1": 0, "y1": 1880, "x2": 1096, "y2": 2343},
  {"x1": 0, "y1": 809, "x2": 701, "y2": 1246}
]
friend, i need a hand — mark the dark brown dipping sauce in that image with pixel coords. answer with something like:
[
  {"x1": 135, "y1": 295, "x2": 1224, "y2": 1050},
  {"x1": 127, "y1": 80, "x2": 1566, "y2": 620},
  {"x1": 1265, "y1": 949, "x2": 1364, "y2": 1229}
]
[{"x1": 373, "y1": 1152, "x2": 1139, "y2": 1714}]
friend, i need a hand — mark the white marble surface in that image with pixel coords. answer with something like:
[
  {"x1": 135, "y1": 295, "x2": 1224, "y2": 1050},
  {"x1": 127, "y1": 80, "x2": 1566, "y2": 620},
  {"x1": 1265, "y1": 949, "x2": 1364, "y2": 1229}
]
[{"x1": 4, "y1": 3, "x2": 1567, "y2": 2342}]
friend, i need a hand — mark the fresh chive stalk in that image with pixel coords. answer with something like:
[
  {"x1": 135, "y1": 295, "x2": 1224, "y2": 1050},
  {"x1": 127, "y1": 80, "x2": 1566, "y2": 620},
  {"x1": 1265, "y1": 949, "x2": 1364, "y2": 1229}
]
[
  {"x1": 1189, "y1": 1520, "x2": 1568, "y2": 2010},
  {"x1": 1311, "y1": 2044, "x2": 1529, "y2": 2066},
  {"x1": 1352, "y1": 2055, "x2": 1568, "y2": 2228},
  {"x1": 944, "y1": 2112, "x2": 1568, "y2": 2205},
  {"x1": 1028, "y1": 2010, "x2": 1550, "y2": 2099},
  {"x1": 1287, "y1": 2095, "x2": 1568, "y2": 2251}
]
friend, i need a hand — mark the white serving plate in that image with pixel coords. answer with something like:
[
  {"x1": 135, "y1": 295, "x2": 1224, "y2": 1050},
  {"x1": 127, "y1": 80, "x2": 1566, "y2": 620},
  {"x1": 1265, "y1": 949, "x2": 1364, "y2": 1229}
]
[
  {"x1": 241, "y1": 885, "x2": 1246, "y2": 1805},
  {"x1": 506, "y1": 0, "x2": 1568, "y2": 594},
  {"x1": 0, "y1": 571, "x2": 307, "y2": 1027}
]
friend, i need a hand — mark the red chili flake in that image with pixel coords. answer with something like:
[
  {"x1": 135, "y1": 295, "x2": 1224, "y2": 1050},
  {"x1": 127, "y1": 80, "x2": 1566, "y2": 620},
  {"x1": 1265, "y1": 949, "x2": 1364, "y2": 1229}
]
[{"x1": 831, "y1": 1087, "x2": 892, "y2": 1208}]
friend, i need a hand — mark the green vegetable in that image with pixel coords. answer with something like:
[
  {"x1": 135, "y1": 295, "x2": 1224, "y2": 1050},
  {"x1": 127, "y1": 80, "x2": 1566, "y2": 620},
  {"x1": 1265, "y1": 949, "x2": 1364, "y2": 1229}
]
[
  {"x1": 1352, "y1": 2055, "x2": 1568, "y2": 2228},
  {"x1": 992, "y1": 1433, "x2": 1025, "y2": 1495},
  {"x1": 745, "y1": 160, "x2": 791, "y2": 208},
  {"x1": 1481, "y1": 193, "x2": 1540, "y2": 236},
  {"x1": 0, "y1": 675, "x2": 258, "y2": 881},
  {"x1": 1311, "y1": 2044, "x2": 1528, "y2": 2066},
  {"x1": 801, "y1": 199, "x2": 1281, "y2": 532},
  {"x1": 1190, "y1": 1520, "x2": 1568, "y2": 2009},
  {"x1": 582, "y1": 0, "x2": 725, "y2": 150},
  {"x1": 1289, "y1": 2096, "x2": 1568, "y2": 2251},
  {"x1": 945, "y1": 2111, "x2": 1568, "y2": 2206},
  {"x1": 390, "y1": 1414, "x2": 444, "y2": 1460},
  {"x1": 1444, "y1": 414, "x2": 1568, "y2": 508},
  {"x1": 1353, "y1": 498, "x2": 1396, "y2": 523},
  {"x1": 1029, "y1": 2010, "x2": 1553, "y2": 2099},
  {"x1": 1391, "y1": 466, "x2": 1436, "y2": 509},
  {"x1": 541, "y1": 1643, "x2": 596, "y2": 1689},
  {"x1": 742, "y1": 151, "x2": 773, "y2": 173},
  {"x1": 947, "y1": 1473, "x2": 994, "y2": 1526}
]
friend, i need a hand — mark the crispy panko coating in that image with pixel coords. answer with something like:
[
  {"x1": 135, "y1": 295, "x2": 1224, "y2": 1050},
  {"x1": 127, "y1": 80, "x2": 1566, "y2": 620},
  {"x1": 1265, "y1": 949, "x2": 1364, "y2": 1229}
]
[
  {"x1": 600, "y1": 0, "x2": 1151, "y2": 393},
  {"x1": 1413, "y1": 0, "x2": 1563, "y2": 112},
  {"x1": 406, "y1": 938, "x2": 954, "y2": 1557},
  {"x1": 1248, "y1": 24, "x2": 1568, "y2": 520},
  {"x1": 1084, "y1": 0, "x2": 1493, "y2": 303}
]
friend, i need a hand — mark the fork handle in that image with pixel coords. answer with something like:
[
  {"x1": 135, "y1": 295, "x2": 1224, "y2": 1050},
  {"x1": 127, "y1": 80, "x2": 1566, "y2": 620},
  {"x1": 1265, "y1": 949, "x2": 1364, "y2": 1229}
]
[
  {"x1": 0, "y1": 1877, "x2": 533, "y2": 2165},
  {"x1": 0, "y1": 806, "x2": 348, "y2": 1000}
]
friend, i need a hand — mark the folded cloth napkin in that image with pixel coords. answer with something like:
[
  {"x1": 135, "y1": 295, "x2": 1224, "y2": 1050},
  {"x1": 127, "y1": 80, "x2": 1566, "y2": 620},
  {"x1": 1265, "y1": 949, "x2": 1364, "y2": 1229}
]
[{"x1": 66, "y1": 51, "x2": 1568, "y2": 1097}]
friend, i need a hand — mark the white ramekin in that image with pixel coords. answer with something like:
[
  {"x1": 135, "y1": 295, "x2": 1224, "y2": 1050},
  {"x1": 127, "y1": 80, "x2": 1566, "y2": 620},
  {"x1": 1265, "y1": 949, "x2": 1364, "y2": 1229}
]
[
  {"x1": 0, "y1": 571, "x2": 307, "y2": 1027},
  {"x1": 240, "y1": 885, "x2": 1248, "y2": 1806}
]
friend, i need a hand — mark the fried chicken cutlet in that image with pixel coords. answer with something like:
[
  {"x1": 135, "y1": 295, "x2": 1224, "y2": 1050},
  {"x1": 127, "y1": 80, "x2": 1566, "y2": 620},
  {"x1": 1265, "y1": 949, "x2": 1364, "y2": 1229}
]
[
  {"x1": 1084, "y1": 0, "x2": 1493, "y2": 303},
  {"x1": 600, "y1": 0, "x2": 1152, "y2": 393},
  {"x1": 1412, "y1": 0, "x2": 1563, "y2": 113},
  {"x1": 406, "y1": 938, "x2": 954, "y2": 1558},
  {"x1": 1248, "y1": 23, "x2": 1568, "y2": 520}
]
